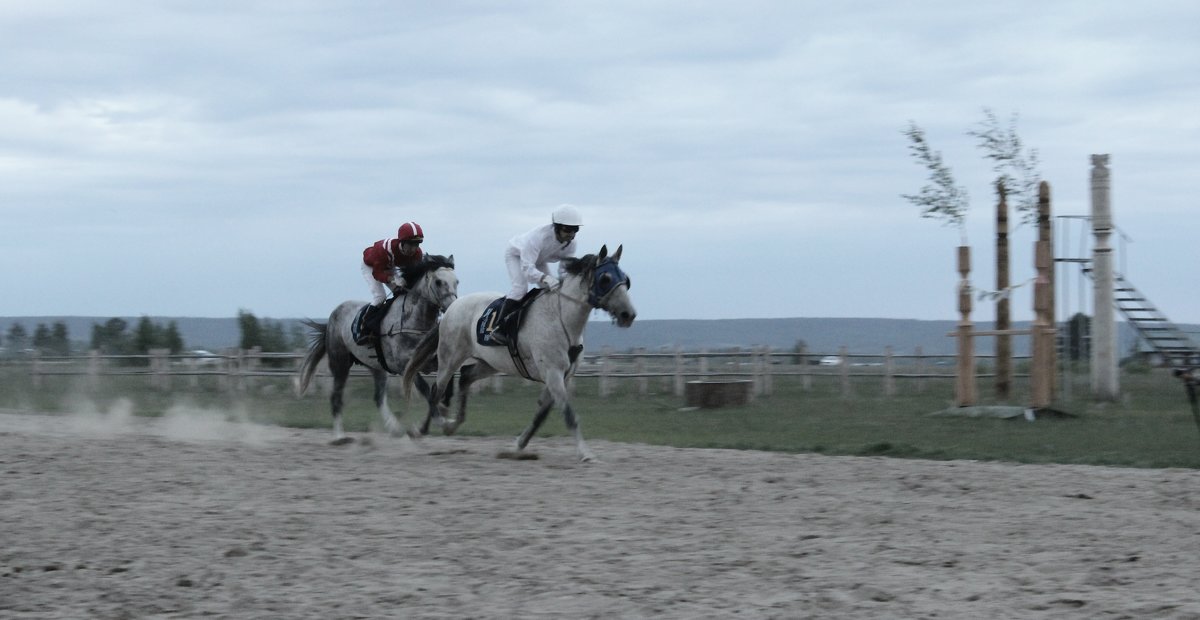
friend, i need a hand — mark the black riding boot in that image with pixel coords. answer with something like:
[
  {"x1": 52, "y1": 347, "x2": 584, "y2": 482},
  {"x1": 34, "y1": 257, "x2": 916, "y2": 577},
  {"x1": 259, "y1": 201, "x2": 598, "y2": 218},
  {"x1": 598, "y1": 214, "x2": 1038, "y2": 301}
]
[
  {"x1": 489, "y1": 298, "x2": 515, "y2": 345},
  {"x1": 357, "y1": 304, "x2": 384, "y2": 345}
]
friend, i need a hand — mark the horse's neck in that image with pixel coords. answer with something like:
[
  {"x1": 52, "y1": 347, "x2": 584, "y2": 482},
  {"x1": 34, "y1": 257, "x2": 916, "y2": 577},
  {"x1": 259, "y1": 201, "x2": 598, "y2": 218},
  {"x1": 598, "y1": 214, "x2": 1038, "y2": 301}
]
[
  {"x1": 536, "y1": 279, "x2": 592, "y2": 338},
  {"x1": 392, "y1": 278, "x2": 440, "y2": 327}
]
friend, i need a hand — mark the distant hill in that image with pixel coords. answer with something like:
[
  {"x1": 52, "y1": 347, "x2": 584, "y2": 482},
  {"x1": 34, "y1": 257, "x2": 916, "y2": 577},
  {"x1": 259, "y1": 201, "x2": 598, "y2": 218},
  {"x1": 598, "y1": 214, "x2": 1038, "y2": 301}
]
[{"x1": 0, "y1": 315, "x2": 1167, "y2": 357}]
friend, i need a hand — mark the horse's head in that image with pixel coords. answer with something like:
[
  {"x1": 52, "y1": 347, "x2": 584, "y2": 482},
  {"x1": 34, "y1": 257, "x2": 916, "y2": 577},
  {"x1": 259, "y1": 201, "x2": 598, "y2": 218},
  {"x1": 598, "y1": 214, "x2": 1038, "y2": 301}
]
[
  {"x1": 405, "y1": 254, "x2": 459, "y2": 312},
  {"x1": 565, "y1": 245, "x2": 636, "y2": 328}
]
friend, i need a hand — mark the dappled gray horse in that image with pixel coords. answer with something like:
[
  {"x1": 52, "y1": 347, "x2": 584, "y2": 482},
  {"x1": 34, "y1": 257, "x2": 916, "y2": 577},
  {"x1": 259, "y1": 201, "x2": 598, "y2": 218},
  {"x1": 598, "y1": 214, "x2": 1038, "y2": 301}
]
[
  {"x1": 402, "y1": 245, "x2": 635, "y2": 461},
  {"x1": 299, "y1": 254, "x2": 457, "y2": 443}
]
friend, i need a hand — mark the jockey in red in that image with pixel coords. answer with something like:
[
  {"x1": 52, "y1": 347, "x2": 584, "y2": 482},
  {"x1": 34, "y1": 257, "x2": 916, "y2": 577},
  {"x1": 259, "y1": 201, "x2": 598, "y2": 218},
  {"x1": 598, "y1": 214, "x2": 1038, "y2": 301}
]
[{"x1": 357, "y1": 222, "x2": 424, "y2": 344}]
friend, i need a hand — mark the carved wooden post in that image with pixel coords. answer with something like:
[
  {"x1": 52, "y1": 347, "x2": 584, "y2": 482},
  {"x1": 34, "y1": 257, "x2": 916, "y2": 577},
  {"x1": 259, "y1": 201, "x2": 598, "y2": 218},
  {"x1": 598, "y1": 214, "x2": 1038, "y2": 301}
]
[
  {"x1": 1090, "y1": 155, "x2": 1119, "y2": 400},
  {"x1": 1030, "y1": 182, "x2": 1055, "y2": 409},
  {"x1": 956, "y1": 245, "x2": 976, "y2": 406},
  {"x1": 995, "y1": 180, "x2": 1012, "y2": 400},
  {"x1": 1038, "y1": 180, "x2": 1057, "y2": 401}
]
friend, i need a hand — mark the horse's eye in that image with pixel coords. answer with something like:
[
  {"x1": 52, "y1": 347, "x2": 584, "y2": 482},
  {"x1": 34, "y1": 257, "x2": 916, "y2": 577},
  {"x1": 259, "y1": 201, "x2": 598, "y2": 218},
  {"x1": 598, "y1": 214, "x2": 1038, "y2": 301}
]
[{"x1": 599, "y1": 274, "x2": 612, "y2": 287}]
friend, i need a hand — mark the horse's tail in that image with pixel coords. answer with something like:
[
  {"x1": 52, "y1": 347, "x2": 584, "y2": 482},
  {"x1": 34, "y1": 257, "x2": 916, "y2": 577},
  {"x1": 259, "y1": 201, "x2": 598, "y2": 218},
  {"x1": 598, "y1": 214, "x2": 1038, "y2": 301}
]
[
  {"x1": 402, "y1": 322, "x2": 441, "y2": 399},
  {"x1": 297, "y1": 319, "x2": 328, "y2": 396}
]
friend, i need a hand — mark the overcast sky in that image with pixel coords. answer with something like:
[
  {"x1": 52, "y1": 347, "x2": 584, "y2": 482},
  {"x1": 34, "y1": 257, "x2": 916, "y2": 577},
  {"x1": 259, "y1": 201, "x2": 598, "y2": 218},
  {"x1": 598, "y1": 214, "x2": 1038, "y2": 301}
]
[{"x1": 3, "y1": 1, "x2": 1198, "y2": 324}]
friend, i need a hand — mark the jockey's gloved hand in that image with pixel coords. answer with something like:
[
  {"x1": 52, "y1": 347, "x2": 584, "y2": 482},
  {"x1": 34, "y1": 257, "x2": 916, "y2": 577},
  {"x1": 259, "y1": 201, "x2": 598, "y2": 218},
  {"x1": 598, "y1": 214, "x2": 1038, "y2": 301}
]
[{"x1": 540, "y1": 274, "x2": 559, "y2": 289}]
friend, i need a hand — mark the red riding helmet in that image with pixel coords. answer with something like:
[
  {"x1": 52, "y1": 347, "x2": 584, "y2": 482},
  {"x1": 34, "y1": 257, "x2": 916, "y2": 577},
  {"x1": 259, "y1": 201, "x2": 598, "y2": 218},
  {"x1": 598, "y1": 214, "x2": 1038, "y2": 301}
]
[{"x1": 397, "y1": 222, "x2": 424, "y2": 242}]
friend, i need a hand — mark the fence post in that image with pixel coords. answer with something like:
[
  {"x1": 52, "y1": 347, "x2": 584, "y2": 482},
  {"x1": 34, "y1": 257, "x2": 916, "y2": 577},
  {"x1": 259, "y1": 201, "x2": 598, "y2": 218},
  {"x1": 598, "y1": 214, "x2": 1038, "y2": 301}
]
[
  {"x1": 673, "y1": 347, "x2": 685, "y2": 396},
  {"x1": 839, "y1": 345, "x2": 851, "y2": 398},
  {"x1": 151, "y1": 348, "x2": 169, "y2": 391},
  {"x1": 914, "y1": 346, "x2": 925, "y2": 394},
  {"x1": 599, "y1": 346, "x2": 612, "y2": 397},
  {"x1": 232, "y1": 349, "x2": 246, "y2": 392},
  {"x1": 88, "y1": 349, "x2": 101, "y2": 391},
  {"x1": 799, "y1": 343, "x2": 811, "y2": 391},
  {"x1": 31, "y1": 350, "x2": 42, "y2": 388},
  {"x1": 884, "y1": 346, "x2": 895, "y2": 397},
  {"x1": 699, "y1": 349, "x2": 709, "y2": 377},
  {"x1": 635, "y1": 347, "x2": 647, "y2": 396},
  {"x1": 762, "y1": 346, "x2": 774, "y2": 396}
]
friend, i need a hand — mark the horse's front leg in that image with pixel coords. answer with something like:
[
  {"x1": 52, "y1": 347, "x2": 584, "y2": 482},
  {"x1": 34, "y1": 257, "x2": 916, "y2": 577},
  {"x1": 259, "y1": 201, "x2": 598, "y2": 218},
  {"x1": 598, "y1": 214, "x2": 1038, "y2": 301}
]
[
  {"x1": 370, "y1": 370, "x2": 405, "y2": 437},
  {"x1": 516, "y1": 374, "x2": 596, "y2": 462},
  {"x1": 515, "y1": 386, "x2": 555, "y2": 453},
  {"x1": 561, "y1": 400, "x2": 596, "y2": 463}
]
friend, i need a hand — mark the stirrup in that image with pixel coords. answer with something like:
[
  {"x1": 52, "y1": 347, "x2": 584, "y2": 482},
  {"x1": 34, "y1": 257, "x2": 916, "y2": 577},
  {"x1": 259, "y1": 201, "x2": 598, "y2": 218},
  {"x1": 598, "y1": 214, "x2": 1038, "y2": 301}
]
[{"x1": 488, "y1": 328, "x2": 508, "y2": 345}]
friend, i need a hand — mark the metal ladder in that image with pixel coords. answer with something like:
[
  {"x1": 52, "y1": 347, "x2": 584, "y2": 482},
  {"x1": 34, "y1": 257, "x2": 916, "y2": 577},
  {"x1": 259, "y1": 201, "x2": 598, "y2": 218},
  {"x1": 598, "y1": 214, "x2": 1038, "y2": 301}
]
[{"x1": 1083, "y1": 268, "x2": 1200, "y2": 368}]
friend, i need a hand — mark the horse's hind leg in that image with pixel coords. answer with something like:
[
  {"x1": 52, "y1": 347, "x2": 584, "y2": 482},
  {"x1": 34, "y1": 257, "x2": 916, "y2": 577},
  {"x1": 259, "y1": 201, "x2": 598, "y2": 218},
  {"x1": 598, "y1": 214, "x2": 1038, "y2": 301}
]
[
  {"x1": 414, "y1": 374, "x2": 438, "y2": 436},
  {"x1": 329, "y1": 362, "x2": 353, "y2": 444},
  {"x1": 442, "y1": 363, "x2": 493, "y2": 436}
]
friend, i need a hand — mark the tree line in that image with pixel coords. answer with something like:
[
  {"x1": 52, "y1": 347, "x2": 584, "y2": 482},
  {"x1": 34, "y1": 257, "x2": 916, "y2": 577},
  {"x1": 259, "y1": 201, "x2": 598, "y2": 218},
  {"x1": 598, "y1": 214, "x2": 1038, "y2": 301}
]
[{"x1": 1, "y1": 310, "x2": 306, "y2": 360}]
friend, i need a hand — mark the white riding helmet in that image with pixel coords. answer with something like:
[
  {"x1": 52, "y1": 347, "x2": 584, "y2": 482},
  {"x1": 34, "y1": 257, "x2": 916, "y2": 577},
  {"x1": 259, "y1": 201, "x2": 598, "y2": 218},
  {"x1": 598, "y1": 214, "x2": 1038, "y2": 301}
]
[{"x1": 551, "y1": 204, "x2": 583, "y2": 227}]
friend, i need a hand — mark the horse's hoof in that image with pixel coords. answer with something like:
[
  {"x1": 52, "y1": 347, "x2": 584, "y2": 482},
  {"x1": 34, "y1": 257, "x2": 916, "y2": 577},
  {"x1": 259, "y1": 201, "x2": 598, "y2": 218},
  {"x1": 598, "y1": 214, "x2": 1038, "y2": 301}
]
[{"x1": 330, "y1": 436, "x2": 355, "y2": 446}]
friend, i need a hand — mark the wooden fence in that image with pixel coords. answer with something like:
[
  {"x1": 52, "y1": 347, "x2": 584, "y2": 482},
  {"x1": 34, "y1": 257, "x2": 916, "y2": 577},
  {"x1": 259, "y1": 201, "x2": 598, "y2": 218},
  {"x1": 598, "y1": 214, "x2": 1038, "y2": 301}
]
[{"x1": 15, "y1": 345, "x2": 1028, "y2": 401}]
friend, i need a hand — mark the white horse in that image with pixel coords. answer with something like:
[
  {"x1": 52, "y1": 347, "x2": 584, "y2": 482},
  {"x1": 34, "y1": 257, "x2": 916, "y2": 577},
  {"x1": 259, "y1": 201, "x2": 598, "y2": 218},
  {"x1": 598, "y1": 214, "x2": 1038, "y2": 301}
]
[
  {"x1": 298, "y1": 254, "x2": 458, "y2": 443},
  {"x1": 402, "y1": 245, "x2": 636, "y2": 462}
]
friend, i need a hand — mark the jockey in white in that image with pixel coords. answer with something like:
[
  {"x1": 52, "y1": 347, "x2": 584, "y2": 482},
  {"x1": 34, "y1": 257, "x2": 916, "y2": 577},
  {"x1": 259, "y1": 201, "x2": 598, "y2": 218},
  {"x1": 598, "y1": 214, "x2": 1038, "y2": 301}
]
[{"x1": 488, "y1": 205, "x2": 582, "y2": 344}]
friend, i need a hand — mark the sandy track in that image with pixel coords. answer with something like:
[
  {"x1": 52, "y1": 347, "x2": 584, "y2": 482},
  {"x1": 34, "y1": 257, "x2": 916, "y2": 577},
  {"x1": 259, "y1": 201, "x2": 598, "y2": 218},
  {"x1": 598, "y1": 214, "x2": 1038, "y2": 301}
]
[{"x1": 2, "y1": 410, "x2": 1200, "y2": 619}]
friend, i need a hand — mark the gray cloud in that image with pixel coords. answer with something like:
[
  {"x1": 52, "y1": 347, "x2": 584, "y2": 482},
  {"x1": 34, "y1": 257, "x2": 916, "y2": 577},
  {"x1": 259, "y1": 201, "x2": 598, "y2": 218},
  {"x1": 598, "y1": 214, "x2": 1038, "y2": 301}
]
[{"x1": 2, "y1": 1, "x2": 1198, "y2": 324}]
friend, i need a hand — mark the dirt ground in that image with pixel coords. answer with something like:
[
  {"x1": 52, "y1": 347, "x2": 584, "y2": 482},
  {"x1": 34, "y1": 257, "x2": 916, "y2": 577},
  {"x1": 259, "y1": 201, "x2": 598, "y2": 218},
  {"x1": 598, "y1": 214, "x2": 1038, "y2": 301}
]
[{"x1": 3, "y1": 408, "x2": 1200, "y2": 619}]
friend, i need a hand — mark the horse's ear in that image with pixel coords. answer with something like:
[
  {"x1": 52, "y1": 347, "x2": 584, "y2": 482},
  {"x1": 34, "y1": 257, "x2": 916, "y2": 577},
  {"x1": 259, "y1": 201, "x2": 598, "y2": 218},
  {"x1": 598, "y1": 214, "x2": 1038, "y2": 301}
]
[
  {"x1": 447, "y1": 254, "x2": 454, "y2": 267},
  {"x1": 611, "y1": 245, "x2": 622, "y2": 263},
  {"x1": 597, "y1": 245, "x2": 608, "y2": 261}
]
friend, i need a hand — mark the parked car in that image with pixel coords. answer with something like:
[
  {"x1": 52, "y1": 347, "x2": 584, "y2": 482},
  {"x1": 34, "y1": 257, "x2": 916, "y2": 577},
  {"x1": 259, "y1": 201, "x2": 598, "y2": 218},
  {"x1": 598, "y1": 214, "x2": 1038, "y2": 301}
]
[{"x1": 818, "y1": 355, "x2": 842, "y2": 366}]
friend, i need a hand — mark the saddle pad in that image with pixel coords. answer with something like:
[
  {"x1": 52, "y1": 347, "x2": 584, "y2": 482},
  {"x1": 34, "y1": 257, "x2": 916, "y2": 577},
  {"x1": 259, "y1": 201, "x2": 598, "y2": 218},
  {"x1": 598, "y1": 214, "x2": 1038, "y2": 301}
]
[{"x1": 475, "y1": 297, "x2": 508, "y2": 346}]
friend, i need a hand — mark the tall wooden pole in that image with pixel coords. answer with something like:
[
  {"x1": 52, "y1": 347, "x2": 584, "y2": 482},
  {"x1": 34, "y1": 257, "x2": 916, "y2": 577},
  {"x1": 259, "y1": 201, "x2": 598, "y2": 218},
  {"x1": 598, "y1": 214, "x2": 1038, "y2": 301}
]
[
  {"x1": 956, "y1": 245, "x2": 976, "y2": 406},
  {"x1": 995, "y1": 180, "x2": 1011, "y2": 400},
  {"x1": 1030, "y1": 181, "x2": 1056, "y2": 409},
  {"x1": 1090, "y1": 154, "x2": 1119, "y2": 401}
]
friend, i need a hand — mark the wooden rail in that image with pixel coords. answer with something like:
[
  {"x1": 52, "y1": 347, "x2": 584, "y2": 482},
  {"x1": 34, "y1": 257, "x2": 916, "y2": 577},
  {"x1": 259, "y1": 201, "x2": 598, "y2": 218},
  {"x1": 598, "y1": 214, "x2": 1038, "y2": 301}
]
[{"x1": 16, "y1": 345, "x2": 1031, "y2": 400}]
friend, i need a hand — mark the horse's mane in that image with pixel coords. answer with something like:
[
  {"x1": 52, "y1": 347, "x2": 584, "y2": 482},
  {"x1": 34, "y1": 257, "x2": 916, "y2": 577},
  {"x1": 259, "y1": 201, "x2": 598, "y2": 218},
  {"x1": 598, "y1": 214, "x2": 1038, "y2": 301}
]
[
  {"x1": 401, "y1": 254, "x2": 455, "y2": 282},
  {"x1": 561, "y1": 254, "x2": 597, "y2": 276}
]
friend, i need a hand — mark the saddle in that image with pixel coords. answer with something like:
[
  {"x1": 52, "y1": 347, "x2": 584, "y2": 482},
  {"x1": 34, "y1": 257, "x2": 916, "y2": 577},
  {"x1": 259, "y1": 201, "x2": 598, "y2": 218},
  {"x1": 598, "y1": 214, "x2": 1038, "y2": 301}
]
[
  {"x1": 475, "y1": 288, "x2": 544, "y2": 348},
  {"x1": 352, "y1": 294, "x2": 400, "y2": 346}
]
